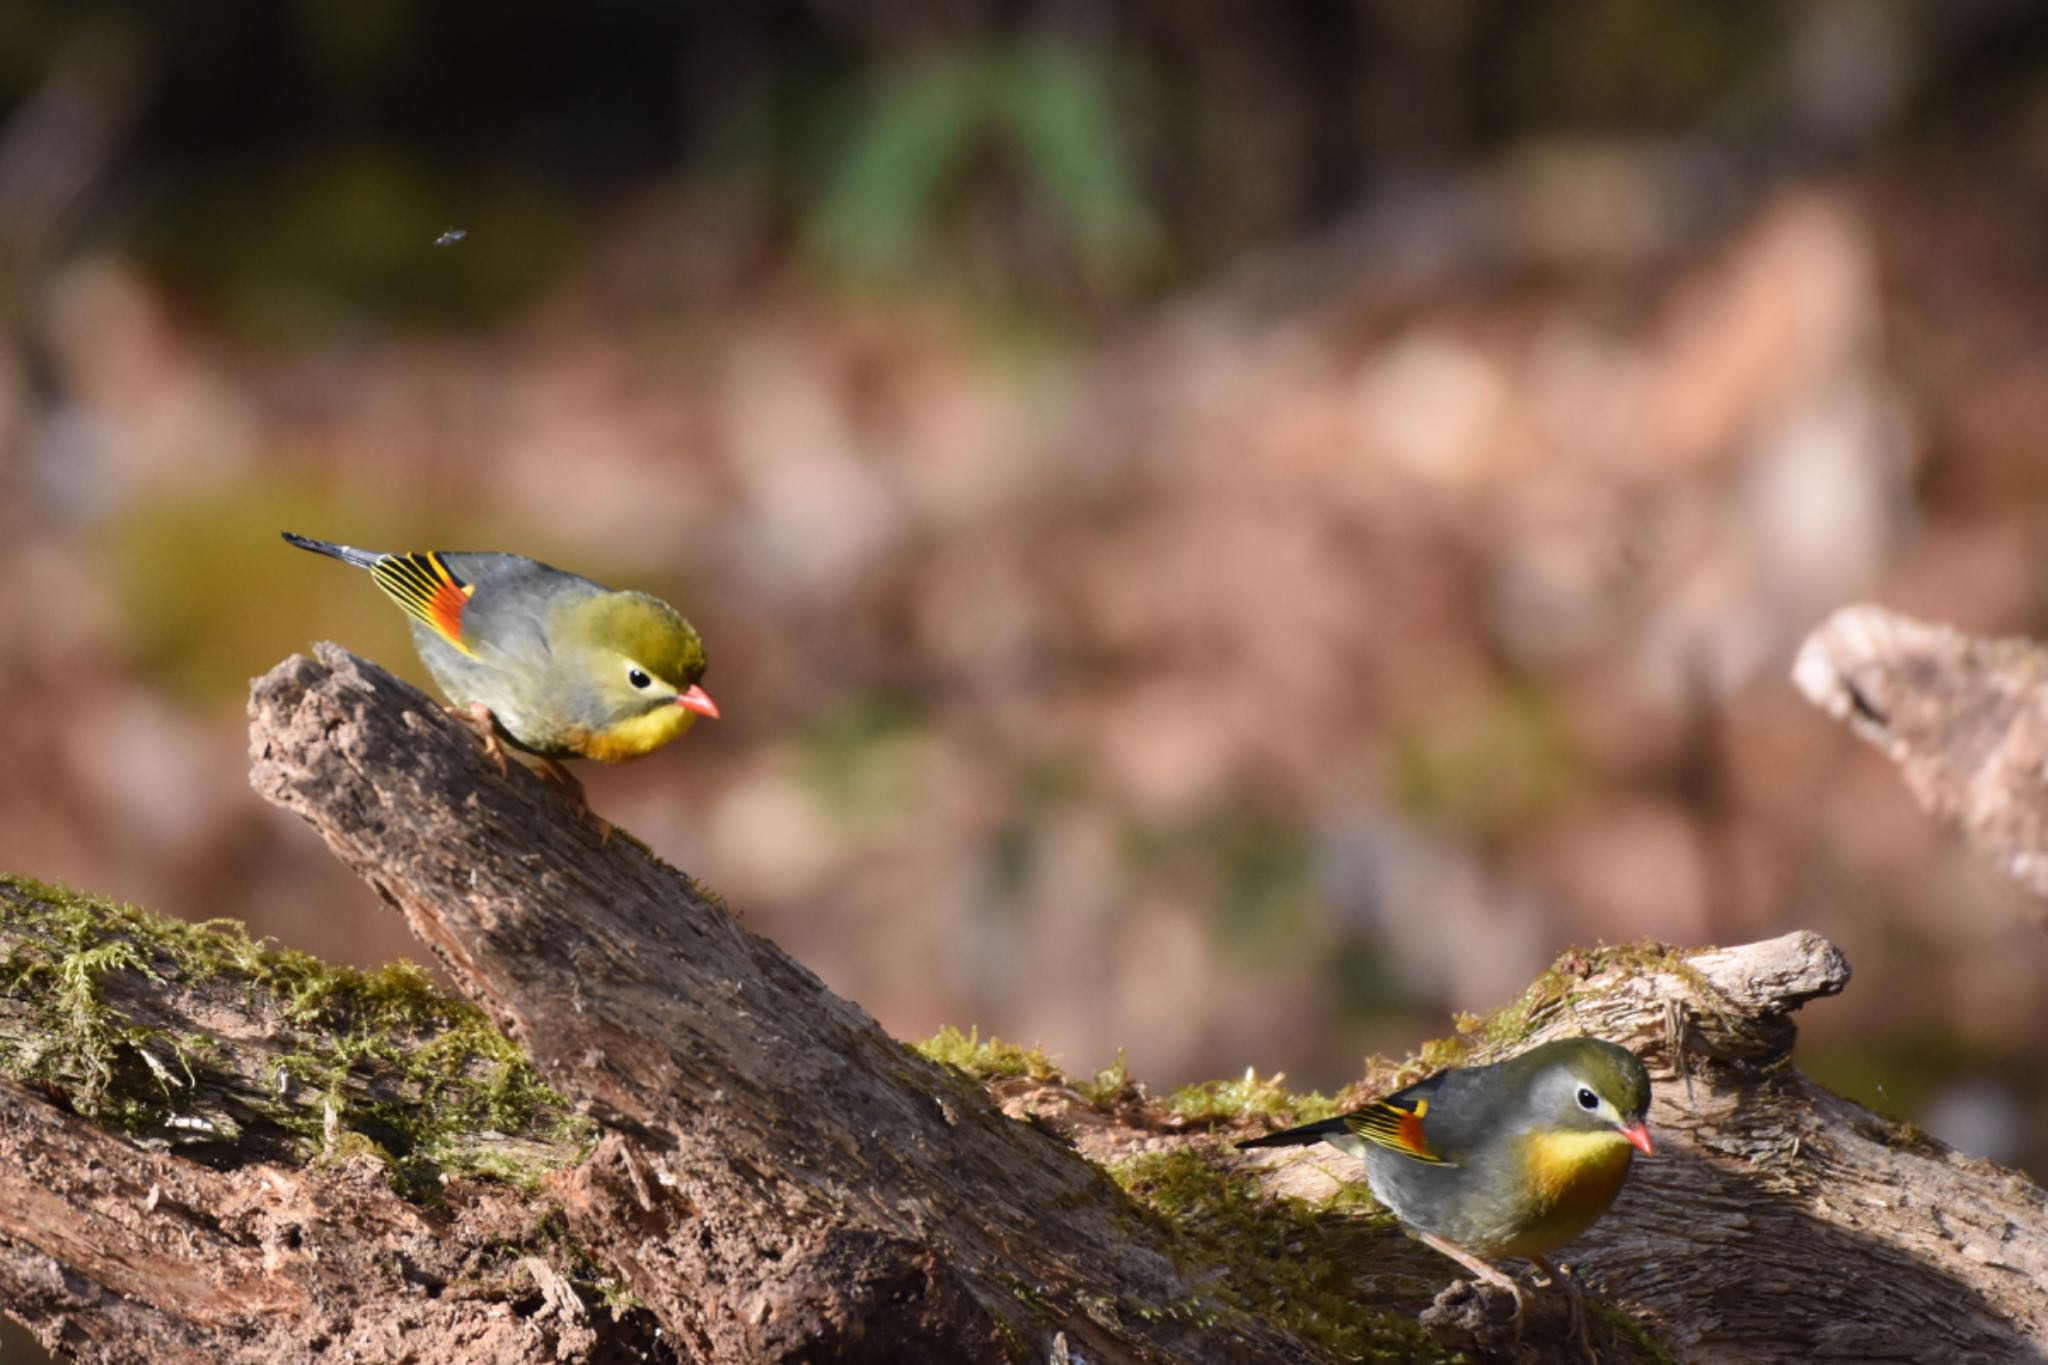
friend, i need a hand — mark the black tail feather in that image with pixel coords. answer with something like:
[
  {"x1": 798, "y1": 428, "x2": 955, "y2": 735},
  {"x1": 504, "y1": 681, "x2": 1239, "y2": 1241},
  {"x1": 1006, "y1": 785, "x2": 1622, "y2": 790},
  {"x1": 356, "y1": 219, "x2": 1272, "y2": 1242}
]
[
  {"x1": 282, "y1": 531, "x2": 383, "y2": 570},
  {"x1": 1236, "y1": 1115, "x2": 1351, "y2": 1151}
]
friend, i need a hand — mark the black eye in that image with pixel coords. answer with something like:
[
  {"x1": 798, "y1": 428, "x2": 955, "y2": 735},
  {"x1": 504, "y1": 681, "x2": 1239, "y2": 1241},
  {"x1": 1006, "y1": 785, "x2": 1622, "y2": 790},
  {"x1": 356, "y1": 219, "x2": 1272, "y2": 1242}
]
[
  {"x1": 628, "y1": 668, "x2": 651, "y2": 690},
  {"x1": 1576, "y1": 1087, "x2": 1599, "y2": 1111}
]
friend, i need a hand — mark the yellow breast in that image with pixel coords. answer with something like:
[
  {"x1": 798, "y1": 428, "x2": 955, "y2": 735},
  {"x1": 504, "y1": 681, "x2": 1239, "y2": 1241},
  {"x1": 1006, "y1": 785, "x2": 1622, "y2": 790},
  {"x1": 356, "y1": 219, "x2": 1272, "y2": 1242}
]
[
  {"x1": 1497, "y1": 1128, "x2": 1636, "y2": 1257},
  {"x1": 568, "y1": 707, "x2": 701, "y2": 763}
]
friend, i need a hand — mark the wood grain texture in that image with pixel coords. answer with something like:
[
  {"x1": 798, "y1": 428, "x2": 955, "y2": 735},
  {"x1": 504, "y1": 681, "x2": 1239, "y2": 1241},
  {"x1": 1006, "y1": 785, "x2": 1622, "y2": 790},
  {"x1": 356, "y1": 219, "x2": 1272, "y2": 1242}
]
[
  {"x1": 5, "y1": 641, "x2": 2045, "y2": 1363},
  {"x1": 247, "y1": 644, "x2": 1323, "y2": 1365},
  {"x1": 1196, "y1": 930, "x2": 2047, "y2": 1363},
  {"x1": 0, "y1": 1077, "x2": 643, "y2": 1364}
]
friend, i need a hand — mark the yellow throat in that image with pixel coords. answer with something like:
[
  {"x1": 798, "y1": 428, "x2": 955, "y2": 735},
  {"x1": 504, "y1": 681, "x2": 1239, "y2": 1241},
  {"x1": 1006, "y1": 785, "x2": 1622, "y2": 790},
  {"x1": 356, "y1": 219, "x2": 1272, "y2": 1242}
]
[
  {"x1": 1501, "y1": 1128, "x2": 1638, "y2": 1257},
  {"x1": 575, "y1": 706, "x2": 701, "y2": 763}
]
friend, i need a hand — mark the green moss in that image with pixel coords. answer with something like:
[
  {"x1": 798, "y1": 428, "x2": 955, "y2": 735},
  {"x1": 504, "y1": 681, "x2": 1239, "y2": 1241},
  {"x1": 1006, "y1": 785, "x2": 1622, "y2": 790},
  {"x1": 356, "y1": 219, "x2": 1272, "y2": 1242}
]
[
  {"x1": 1000, "y1": 1269, "x2": 1057, "y2": 1325},
  {"x1": 915, "y1": 1024, "x2": 1060, "y2": 1083},
  {"x1": 1111, "y1": 1148, "x2": 1454, "y2": 1364},
  {"x1": 904, "y1": 943, "x2": 1688, "y2": 1361},
  {"x1": 1588, "y1": 1298, "x2": 1680, "y2": 1365},
  {"x1": 909, "y1": 1030, "x2": 1349, "y2": 1130},
  {"x1": 1072, "y1": 1050, "x2": 1144, "y2": 1107},
  {"x1": 597, "y1": 1277, "x2": 646, "y2": 1317},
  {"x1": 0, "y1": 873, "x2": 593, "y2": 1200},
  {"x1": 1412, "y1": 1034, "x2": 1473, "y2": 1073},
  {"x1": 529, "y1": 1210, "x2": 649, "y2": 1321},
  {"x1": 256, "y1": 954, "x2": 586, "y2": 1193},
  {"x1": 1165, "y1": 1068, "x2": 1340, "y2": 1125},
  {"x1": 1451, "y1": 939, "x2": 1710, "y2": 1055},
  {"x1": 1883, "y1": 1120, "x2": 1926, "y2": 1150}
]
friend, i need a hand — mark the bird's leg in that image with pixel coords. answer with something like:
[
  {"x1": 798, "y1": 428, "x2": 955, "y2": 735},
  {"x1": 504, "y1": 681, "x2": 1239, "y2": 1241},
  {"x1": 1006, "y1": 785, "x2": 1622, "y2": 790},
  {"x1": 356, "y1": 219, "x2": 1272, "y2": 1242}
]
[
  {"x1": 442, "y1": 705, "x2": 614, "y2": 840},
  {"x1": 1414, "y1": 1230, "x2": 1526, "y2": 1343},
  {"x1": 1532, "y1": 1256, "x2": 1597, "y2": 1364},
  {"x1": 1415, "y1": 1229, "x2": 1523, "y2": 1302},
  {"x1": 446, "y1": 702, "x2": 510, "y2": 777},
  {"x1": 535, "y1": 757, "x2": 614, "y2": 843},
  {"x1": 534, "y1": 755, "x2": 585, "y2": 809}
]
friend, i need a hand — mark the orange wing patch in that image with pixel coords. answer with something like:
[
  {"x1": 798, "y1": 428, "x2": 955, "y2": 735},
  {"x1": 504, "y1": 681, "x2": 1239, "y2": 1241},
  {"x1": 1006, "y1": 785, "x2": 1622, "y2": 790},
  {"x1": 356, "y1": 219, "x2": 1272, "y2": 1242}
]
[
  {"x1": 371, "y1": 552, "x2": 477, "y2": 656},
  {"x1": 1398, "y1": 1103, "x2": 1430, "y2": 1154},
  {"x1": 1344, "y1": 1095, "x2": 1452, "y2": 1165}
]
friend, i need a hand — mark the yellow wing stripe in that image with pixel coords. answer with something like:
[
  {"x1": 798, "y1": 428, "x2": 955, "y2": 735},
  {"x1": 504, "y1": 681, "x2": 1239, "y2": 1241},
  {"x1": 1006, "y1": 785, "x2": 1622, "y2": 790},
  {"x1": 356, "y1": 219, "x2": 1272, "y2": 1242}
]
[
  {"x1": 1343, "y1": 1095, "x2": 1451, "y2": 1164},
  {"x1": 370, "y1": 552, "x2": 477, "y2": 656}
]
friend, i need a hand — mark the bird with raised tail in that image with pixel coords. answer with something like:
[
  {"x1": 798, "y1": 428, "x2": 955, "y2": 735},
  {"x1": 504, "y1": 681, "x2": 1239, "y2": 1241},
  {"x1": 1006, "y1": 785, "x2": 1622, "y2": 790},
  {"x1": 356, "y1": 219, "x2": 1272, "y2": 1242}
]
[{"x1": 283, "y1": 532, "x2": 718, "y2": 819}]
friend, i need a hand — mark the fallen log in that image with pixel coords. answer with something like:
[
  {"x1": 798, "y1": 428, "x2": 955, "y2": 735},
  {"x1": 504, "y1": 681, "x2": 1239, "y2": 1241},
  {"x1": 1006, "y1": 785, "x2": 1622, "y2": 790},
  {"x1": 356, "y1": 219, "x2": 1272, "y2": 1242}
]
[
  {"x1": 0, "y1": 643, "x2": 2042, "y2": 1363},
  {"x1": 244, "y1": 646, "x2": 1334, "y2": 1365}
]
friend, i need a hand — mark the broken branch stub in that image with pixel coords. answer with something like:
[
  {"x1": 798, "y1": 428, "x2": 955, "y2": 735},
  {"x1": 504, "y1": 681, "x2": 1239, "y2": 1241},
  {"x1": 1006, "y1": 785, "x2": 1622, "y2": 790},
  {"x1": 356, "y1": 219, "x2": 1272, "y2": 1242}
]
[{"x1": 1796, "y1": 603, "x2": 2048, "y2": 908}]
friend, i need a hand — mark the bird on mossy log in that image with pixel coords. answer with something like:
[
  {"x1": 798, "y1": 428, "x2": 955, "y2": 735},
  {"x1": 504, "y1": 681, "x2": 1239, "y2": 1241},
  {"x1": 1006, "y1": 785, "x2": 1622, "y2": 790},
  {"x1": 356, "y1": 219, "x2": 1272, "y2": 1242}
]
[
  {"x1": 1240, "y1": 1035, "x2": 1652, "y2": 1356},
  {"x1": 283, "y1": 532, "x2": 717, "y2": 820}
]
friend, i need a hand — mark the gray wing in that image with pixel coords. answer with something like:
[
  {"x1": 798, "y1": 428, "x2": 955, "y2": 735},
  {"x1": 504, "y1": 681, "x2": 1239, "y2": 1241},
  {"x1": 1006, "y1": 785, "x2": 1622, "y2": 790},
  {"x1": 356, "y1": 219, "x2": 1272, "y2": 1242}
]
[
  {"x1": 406, "y1": 553, "x2": 607, "y2": 751},
  {"x1": 1395, "y1": 1061, "x2": 1522, "y2": 1164},
  {"x1": 438, "y1": 552, "x2": 606, "y2": 663}
]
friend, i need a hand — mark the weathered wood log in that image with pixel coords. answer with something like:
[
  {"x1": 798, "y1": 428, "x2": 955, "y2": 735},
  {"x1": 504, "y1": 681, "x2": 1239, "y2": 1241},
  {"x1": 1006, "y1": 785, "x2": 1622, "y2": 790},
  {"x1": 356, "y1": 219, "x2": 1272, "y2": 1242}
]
[
  {"x1": 243, "y1": 645, "x2": 2048, "y2": 1364},
  {"x1": 0, "y1": 1080, "x2": 636, "y2": 1363},
  {"x1": 1007, "y1": 929, "x2": 2048, "y2": 1363},
  {"x1": 245, "y1": 645, "x2": 1335, "y2": 1365},
  {"x1": 1795, "y1": 603, "x2": 2048, "y2": 914},
  {"x1": 4, "y1": 642, "x2": 2046, "y2": 1364},
  {"x1": 0, "y1": 877, "x2": 659, "y2": 1363}
]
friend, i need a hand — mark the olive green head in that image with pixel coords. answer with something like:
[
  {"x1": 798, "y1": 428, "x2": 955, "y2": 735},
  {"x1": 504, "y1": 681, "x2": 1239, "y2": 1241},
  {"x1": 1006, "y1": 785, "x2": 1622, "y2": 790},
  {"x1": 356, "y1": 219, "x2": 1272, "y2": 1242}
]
[
  {"x1": 1511, "y1": 1036, "x2": 1654, "y2": 1147},
  {"x1": 563, "y1": 591, "x2": 705, "y2": 684},
  {"x1": 551, "y1": 590, "x2": 718, "y2": 759}
]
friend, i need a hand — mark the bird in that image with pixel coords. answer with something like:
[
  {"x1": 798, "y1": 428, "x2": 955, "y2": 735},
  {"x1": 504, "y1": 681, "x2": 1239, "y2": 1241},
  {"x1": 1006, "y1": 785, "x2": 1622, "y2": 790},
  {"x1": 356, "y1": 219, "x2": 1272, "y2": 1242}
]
[
  {"x1": 1239, "y1": 1035, "x2": 1652, "y2": 1355},
  {"x1": 283, "y1": 532, "x2": 718, "y2": 815}
]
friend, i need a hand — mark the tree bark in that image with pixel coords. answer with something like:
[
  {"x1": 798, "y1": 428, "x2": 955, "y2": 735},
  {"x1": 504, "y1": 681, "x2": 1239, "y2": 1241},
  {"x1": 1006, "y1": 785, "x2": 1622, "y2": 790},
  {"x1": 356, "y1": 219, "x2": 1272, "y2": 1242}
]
[
  {"x1": 0, "y1": 872, "x2": 658, "y2": 1364},
  {"x1": 0, "y1": 642, "x2": 2043, "y2": 1364},
  {"x1": 244, "y1": 646, "x2": 1324, "y2": 1365},
  {"x1": 0, "y1": 1076, "x2": 642, "y2": 1364}
]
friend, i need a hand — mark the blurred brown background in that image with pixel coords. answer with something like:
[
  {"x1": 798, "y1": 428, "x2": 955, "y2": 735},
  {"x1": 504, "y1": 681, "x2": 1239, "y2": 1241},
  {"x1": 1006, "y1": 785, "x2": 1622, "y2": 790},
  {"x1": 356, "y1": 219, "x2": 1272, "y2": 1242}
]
[{"x1": 2, "y1": 0, "x2": 2047, "y2": 1241}]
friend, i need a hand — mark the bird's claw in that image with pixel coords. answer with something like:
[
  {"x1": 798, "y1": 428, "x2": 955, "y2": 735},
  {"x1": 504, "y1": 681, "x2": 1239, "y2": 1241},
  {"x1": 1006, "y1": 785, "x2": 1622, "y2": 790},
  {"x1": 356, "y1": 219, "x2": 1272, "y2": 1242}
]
[
  {"x1": 446, "y1": 706, "x2": 614, "y2": 841},
  {"x1": 1414, "y1": 1235, "x2": 1607, "y2": 1363},
  {"x1": 446, "y1": 702, "x2": 510, "y2": 777}
]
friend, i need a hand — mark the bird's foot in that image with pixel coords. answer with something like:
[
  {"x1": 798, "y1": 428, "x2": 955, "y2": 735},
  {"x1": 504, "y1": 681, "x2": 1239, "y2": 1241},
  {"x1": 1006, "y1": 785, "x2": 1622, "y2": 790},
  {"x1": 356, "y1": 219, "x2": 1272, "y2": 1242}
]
[
  {"x1": 1417, "y1": 1277, "x2": 1527, "y2": 1362},
  {"x1": 536, "y1": 757, "x2": 614, "y2": 842},
  {"x1": 445, "y1": 702, "x2": 510, "y2": 777},
  {"x1": 1415, "y1": 1240, "x2": 1605, "y2": 1364},
  {"x1": 1414, "y1": 1232, "x2": 1528, "y2": 1349}
]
